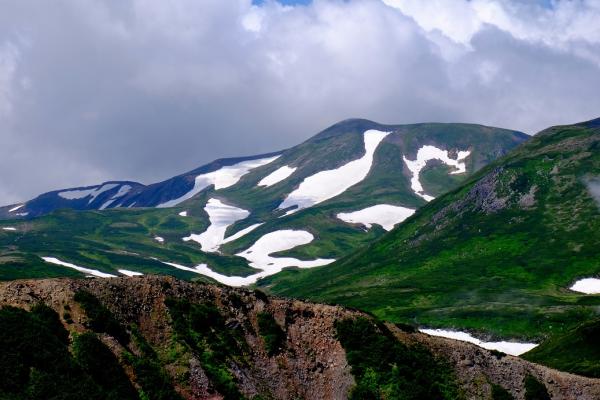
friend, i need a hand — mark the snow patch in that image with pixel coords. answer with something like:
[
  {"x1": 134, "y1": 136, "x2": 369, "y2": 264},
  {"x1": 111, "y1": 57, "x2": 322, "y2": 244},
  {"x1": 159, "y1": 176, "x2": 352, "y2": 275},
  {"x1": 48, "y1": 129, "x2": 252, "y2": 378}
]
[
  {"x1": 403, "y1": 146, "x2": 471, "y2": 202},
  {"x1": 154, "y1": 236, "x2": 165, "y2": 243},
  {"x1": 258, "y1": 165, "x2": 297, "y2": 187},
  {"x1": 164, "y1": 229, "x2": 335, "y2": 287},
  {"x1": 2, "y1": 227, "x2": 17, "y2": 231},
  {"x1": 570, "y1": 278, "x2": 600, "y2": 294},
  {"x1": 235, "y1": 229, "x2": 335, "y2": 273},
  {"x1": 279, "y1": 130, "x2": 389, "y2": 213},
  {"x1": 419, "y1": 329, "x2": 537, "y2": 356},
  {"x1": 337, "y1": 204, "x2": 415, "y2": 231},
  {"x1": 41, "y1": 257, "x2": 117, "y2": 278},
  {"x1": 58, "y1": 183, "x2": 121, "y2": 204},
  {"x1": 118, "y1": 269, "x2": 143, "y2": 276},
  {"x1": 58, "y1": 188, "x2": 97, "y2": 200},
  {"x1": 100, "y1": 185, "x2": 132, "y2": 210},
  {"x1": 157, "y1": 156, "x2": 279, "y2": 208},
  {"x1": 221, "y1": 223, "x2": 263, "y2": 245},
  {"x1": 183, "y1": 199, "x2": 250, "y2": 252},
  {"x1": 178, "y1": 211, "x2": 188, "y2": 217},
  {"x1": 8, "y1": 204, "x2": 24, "y2": 213}
]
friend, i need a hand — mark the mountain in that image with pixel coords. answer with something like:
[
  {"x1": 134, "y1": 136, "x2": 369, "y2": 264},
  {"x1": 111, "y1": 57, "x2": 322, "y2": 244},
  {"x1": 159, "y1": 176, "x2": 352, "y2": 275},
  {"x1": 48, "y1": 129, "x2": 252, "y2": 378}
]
[
  {"x1": 260, "y1": 118, "x2": 600, "y2": 345},
  {"x1": 1, "y1": 276, "x2": 597, "y2": 399},
  {"x1": 0, "y1": 119, "x2": 527, "y2": 286}
]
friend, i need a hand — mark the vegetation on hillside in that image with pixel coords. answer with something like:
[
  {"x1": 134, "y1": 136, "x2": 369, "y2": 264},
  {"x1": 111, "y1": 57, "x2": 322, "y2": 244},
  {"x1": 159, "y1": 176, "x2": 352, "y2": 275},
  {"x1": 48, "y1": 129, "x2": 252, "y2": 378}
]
[
  {"x1": 263, "y1": 120, "x2": 600, "y2": 340},
  {"x1": 335, "y1": 317, "x2": 462, "y2": 399},
  {"x1": 0, "y1": 304, "x2": 137, "y2": 400},
  {"x1": 523, "y1": 318, "x2": 600, "y2": 378}
]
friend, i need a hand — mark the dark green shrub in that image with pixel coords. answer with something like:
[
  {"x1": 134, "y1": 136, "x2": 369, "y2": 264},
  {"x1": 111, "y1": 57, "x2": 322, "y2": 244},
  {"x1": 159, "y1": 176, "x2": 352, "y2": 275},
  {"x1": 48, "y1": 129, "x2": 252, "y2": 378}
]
[
  {"x1": 491, "y1": 383, "x2": 514, "y2": 400},
  {"x1": 335, "y1": 317, "x2": 461, "y2": 400},
  {"x1": 0, "y1": 306, "x2": 103, "y2": 399},
  {"x1": 524, "y1": 375, "x2": 550, "y2": 400},
  {"x1": 257, "y1": 312, "x2": 286, "y2": 356},
  {"x1": 165, "y1": 298, "x2": 245, "y2": 400},
  {"x1": 74, "y1": 290, "x2": 129, "y2": 345},
  {"x1": 490, "y1": 349, "x2": 507, "y2": 360},
  {"x1": 122, "y1": 352, "x2": 182, "y2": 400},
  {"x1": 73, "y1": 333, "x2": 138, "y2": 400}
]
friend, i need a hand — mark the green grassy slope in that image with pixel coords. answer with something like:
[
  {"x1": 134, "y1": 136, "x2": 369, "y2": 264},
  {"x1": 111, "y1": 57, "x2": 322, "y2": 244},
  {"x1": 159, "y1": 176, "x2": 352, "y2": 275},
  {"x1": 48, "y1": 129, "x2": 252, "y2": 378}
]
[
  {"x1": 0, "y1": 121, "x2": 525, "y2": 281},
  {"x1": 260, "y1": 119, "x2": 600, "y2": 340},
  {"x1": 523, "y1": 318, "x2": 600, "y2": 378},
  {"x1": 0, "y1": 206, "x2": 249, "y2": 281}
]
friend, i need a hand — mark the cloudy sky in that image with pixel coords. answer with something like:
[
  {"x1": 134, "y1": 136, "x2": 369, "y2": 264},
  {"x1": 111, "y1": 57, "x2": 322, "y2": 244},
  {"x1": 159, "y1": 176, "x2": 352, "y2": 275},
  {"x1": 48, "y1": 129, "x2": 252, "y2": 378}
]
[{"x1": 1, "y1": 0, "x2": 600, "y2": 204}]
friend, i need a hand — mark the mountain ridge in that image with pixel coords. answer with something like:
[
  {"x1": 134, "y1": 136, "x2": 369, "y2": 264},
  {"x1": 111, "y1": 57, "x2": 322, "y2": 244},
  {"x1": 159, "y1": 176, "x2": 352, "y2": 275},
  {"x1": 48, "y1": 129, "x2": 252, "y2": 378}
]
[{"x1": 1, "y1": 275, "x2": 598, "y2": 399}]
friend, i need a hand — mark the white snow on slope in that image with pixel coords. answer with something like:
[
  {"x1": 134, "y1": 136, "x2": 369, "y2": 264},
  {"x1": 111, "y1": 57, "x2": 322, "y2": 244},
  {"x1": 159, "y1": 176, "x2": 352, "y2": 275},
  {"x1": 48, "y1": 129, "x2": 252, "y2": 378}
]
[
  {"x1": 100, "y1": 185, "x2": 132, "y2": 210},
  {"x1": 154, "y1": 236, "x2": 165, "y2": 243},
  {"x1": 337, "y1": 204, "x2": 415, "y2": 231},
  {"x1": 570, "y1": 278, "x2": 600, "y2": 294},
  {"x1": 164, "y1": 229, "x2": 335, "y2": 287},
  {"x1": 9, "y1": 204, "x2": 24, "y2": 213},
  {"x1": 41, "y1": 257, "x2": 117, "y2": 278},
  {"x1": 58, "y1": 187, "x2": 97, "y2": 200},
  {"x1": 118, "y1": 269, "x2": 143, "y2": 276},
  {"x1": 58, "y1": 183, "x2": 120, "y2": 204},
  {"x1": 2, "y1": 227, "x2": 17, "y2": 231},
  {"x1": 183, "y1": 199, "x2": 250, "y2": 252},
  {"x1": 236, "y1": 230, "x2": 336, "y2": 272},
  {"x1": 258, "y1": 166, "x2": 297, "y2": 187},
  {"x1": 157, "y1": 156, "x2": 280, "y2": 208},
  {"x1": 403, "y1": 146, "x2": 471, "y2": 202},
  {"x1": 179, "y1": 211, "x2": 188, "y2": 217},
  {"x1": 419, "y1": 329, "x2": 537, "y2": 356},
  {"x1": 221, "y1": 223, "x2": 263, "y2": 245},
  {"x1": 279, "y1": 130, "x2": 389, "y2": 213}
]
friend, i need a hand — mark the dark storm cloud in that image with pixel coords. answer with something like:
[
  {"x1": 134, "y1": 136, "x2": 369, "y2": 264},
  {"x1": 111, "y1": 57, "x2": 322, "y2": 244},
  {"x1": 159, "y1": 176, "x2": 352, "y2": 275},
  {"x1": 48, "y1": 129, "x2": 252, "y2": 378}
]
[{"x1": 1, "y1": 0, "x2": 600, "y2": 204}]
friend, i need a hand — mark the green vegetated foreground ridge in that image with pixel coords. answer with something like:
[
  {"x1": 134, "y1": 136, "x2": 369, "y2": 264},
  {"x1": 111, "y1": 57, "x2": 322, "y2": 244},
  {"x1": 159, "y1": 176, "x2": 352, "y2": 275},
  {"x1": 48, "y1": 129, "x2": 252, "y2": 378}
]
[
  {"x1": 1, "y1": 276, "x2": 594, "y2": 400},
  {"x1": 261, "y1": 119, "x2": 600, "y2": 345}
]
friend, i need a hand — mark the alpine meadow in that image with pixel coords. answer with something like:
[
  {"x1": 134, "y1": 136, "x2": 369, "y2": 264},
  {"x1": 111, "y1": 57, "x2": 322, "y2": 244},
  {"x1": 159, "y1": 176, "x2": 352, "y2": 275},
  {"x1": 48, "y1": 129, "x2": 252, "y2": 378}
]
[{"x1": 1, "y1": 1, "x2": 600, "y2": 399}]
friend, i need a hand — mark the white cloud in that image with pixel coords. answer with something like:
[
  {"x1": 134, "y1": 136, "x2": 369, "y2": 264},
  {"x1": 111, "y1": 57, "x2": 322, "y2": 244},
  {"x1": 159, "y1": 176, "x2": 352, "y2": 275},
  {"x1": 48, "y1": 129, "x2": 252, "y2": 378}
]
[{"x1": 0, "y1": 0, "x2": 599, "y2": 204}]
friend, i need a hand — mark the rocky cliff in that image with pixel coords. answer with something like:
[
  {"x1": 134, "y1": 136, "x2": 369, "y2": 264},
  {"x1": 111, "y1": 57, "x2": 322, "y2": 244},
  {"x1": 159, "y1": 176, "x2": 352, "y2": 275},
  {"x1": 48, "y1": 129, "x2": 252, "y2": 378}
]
[{"x1": 0, "y1": 276, "x2": 598, "y2": 399}]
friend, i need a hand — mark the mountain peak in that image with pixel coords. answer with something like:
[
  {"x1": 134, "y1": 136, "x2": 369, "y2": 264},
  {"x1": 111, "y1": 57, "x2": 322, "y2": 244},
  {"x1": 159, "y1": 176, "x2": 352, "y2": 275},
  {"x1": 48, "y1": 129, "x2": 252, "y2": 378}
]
[{"x1": 310, "y1": 118, "x2": 383, "y2": 141}]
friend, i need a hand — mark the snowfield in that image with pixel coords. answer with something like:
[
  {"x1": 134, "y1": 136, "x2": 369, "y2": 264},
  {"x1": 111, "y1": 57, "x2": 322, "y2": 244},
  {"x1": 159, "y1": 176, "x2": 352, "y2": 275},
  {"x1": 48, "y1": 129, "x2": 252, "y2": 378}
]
[
  {"x1": 41, "y1": 257, "x2": 117, "y2": 278},
  {"x1": 221, "y1": 223, "x2": 263, "y2": 245},
  {"x1": 419, "y1": 329, "x2": 537, "y2": 356},
  {"x1": 570, "y1": 278, "x2": 600, "y2": 294},
  {"x1": 8, "y1": 204, "x2": 24, "y2": 213},
  {"x1": 2, "y1": 227, "x2": 17, "y2": 231},
  {"x1": 58, "y1": 183, "x2": 126, "y2": 208},
  {"x1": 236, "y1": 230, "x2": 336, "y2": 270},
  {"x1": 158, "y1": 155, "x2": 279, "y2": 208},
  {"x1": 258, "y1": 165, "x2": 297, "y2": 187},
  {"x1": 154, "y1": 236, "x2": 165, "y2": 243},
  {"x1": 178, "y1": 211, "x2": 188, "y2": 217},
  {"x1": 99, "y1": 185, "x2": 132, "y2": 210},
  {"x1": 118, "y1": 269, "x2": 143, "y2": 276},
  {"x1": 403, "y1": 146, "x2": 471, "y2": 202},
  {"x1": 183, "y1": 199, "x2": 250, "y2": 252},
  {"x1": 279, "y1": 130, "x2": 389, "y2": 213},
  {"x1": 165, "y1": 229, "x2": 335, "y2": 287},
  {"x1": 337, "y1": 204, "x2": 415, "y2": 231}
]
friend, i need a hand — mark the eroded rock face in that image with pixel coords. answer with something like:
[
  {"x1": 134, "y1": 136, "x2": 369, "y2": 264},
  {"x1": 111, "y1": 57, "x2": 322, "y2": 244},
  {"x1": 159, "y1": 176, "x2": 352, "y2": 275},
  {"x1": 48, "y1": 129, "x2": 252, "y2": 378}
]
[
  {"x1": 388, "y1": 324, "x2": 600, "y2": 400},
  {"x1": 0, "y1": 276, "x2": 599, "y2": 400},
  {"x1": 0, "y1": 276, "x2": 356, "y2": 400}
]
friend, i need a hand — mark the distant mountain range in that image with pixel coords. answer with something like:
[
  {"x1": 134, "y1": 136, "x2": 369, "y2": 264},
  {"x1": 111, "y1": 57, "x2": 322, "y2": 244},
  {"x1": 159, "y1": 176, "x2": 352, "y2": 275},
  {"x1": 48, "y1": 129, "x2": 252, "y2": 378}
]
[
  {"x1": 4, "y1": 117, "x2": 600, "y2": 386},
  {"x1": 0, "y1": 118, "x2": 526, "y2": 287}
]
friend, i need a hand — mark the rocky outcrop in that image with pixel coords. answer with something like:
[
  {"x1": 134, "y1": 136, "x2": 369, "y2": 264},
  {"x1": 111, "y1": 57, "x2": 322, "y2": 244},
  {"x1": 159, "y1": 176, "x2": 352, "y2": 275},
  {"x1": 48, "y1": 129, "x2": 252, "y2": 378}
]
[{"x1": 0, "y1": 276, "x2": 599, "y2": 399}]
